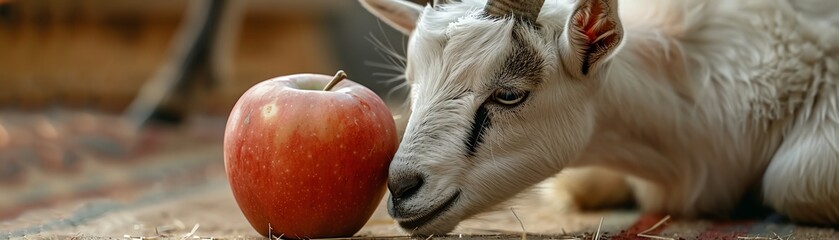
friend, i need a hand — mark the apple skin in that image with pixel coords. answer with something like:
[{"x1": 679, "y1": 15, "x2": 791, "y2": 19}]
[{"x1": 223, "y1": 73, "x2": 398, "y2": 238}]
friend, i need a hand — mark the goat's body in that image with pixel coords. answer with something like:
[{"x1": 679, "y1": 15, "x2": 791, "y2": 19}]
[
  {"x1": 558, "y1": 0, "x2": 839, "y2": 222},
  {"x1": 361, "y1": 0, "x2": 839, "y2": 233}
]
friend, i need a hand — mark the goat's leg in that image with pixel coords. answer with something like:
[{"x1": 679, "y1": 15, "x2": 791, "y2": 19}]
[
  {"x1": 542, "y1": 167, "x2": 635, "y2": 212},
  {"x1": 762, "y1": 120, "x2": 839, "y2": 225},
  {"x1": 123, "y1": 0, "x2": 243, "y2": 129}
]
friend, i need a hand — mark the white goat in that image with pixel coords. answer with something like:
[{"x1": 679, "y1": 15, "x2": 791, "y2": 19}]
[{"x1": 359, "y1": 0, "x2": 839, "y2": 235}]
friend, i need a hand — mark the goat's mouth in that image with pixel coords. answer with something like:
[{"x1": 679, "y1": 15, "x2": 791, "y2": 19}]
[{"x1": 397, "y1": 191, "x2": 461, "y2": 231}]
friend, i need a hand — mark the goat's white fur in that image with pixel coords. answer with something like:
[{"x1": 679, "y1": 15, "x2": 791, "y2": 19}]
[{"x1": 361, "y1": 0, "x2": 839, "y2": 235}]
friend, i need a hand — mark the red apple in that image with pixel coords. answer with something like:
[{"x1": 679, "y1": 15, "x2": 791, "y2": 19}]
[{"x1": 223, "y1": 71, "x2": 398, "y2": 238}]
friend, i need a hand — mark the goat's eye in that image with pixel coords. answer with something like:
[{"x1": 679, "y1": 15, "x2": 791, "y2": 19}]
[{"x1": 492, "y1": 89, "x2": 528, "y2": 105}]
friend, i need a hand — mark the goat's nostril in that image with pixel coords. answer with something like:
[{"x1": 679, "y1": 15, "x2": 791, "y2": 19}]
[{"x1": 389, "y1": 173, "x2": 424, "y2": 201}]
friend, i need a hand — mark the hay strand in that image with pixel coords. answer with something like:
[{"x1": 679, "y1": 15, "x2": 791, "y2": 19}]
[
  {"x1": 636, "y1": 215, "x2": 673, "y2": 240},
  {"x1": 592, "y1": 217, "x2": 603, "y2": 240},
  {"x1": 180, "y1": 224, "x2": 200, "y2": 240},
  {"x1": 510, "y1": 208, "x2": 527, "y2": 240}
]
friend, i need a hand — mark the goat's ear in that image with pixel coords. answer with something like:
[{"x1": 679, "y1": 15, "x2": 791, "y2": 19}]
[
  {"x1": 563, "y1": 0, "x2": 623, "y2": 76},
  {"x1": 359, "y1": 0, "x2": 423, "y2": 35}
]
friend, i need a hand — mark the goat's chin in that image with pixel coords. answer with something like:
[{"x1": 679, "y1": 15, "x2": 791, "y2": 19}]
[
  {"x1": 393, "y1": 193, "x2": 466, "y2": 235},
  {"x1": 402, "y1": 214, "x2": 462, "y2": 236}
]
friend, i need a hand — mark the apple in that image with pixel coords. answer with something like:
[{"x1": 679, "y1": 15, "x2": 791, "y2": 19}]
[{"x1": 223, "y1": 71, "x2": 398, "y2": 238}]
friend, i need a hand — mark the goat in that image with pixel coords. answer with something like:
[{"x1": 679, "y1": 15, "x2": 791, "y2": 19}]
[{"x1": 359, "y1": 0, "x2": 839, "y2": 235}]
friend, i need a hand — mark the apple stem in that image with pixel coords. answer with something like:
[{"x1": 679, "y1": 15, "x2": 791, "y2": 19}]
[{"x1": 323, "y1": 70, "x2": 347, "y2": 91}]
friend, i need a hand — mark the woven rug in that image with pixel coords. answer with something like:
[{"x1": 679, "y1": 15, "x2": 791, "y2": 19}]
[
  {"x1": 0, "y1": 110, "x2": 228, "y2": 238},
  {"x1": 2, "y1": 110, "x2": 837, "y2": 239}
]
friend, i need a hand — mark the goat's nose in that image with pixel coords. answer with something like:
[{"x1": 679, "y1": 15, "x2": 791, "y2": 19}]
[{"x1": 388, "y1": 171, "x2": 424, "y2": 203}]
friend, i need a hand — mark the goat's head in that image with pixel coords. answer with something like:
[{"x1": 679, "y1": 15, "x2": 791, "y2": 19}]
[{"x1": 360, "y1": 0, "x2": 624, "y2": 234}]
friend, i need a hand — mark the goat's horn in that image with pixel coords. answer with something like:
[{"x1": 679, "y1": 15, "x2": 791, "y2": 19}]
[{"x1": 484, "y1": 0, "x2": 545, "y2": 22}]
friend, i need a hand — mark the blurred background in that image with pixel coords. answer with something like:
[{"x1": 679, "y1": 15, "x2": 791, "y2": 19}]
[
  {"x1": 0, "y1": 0, "x2": 424, "y2": 237},
  {"x1": 0, "y1": 0, "x2": 415, "y2": 113}
]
